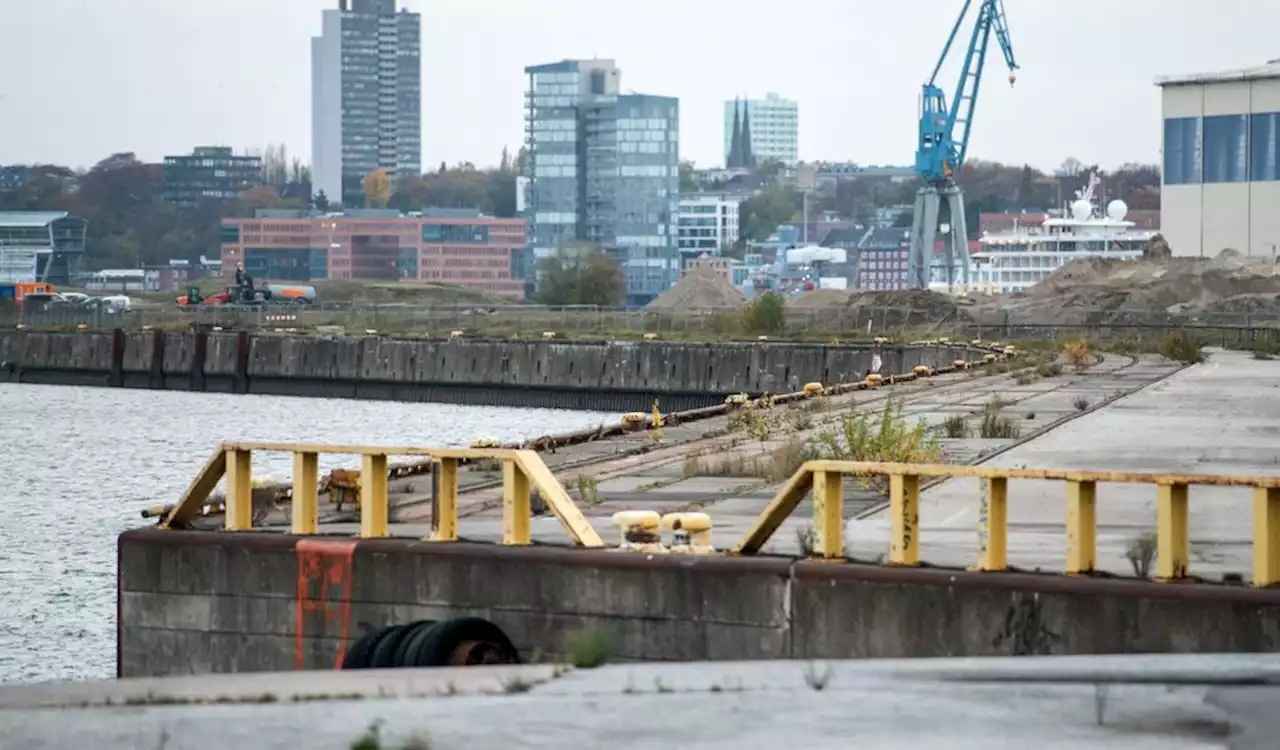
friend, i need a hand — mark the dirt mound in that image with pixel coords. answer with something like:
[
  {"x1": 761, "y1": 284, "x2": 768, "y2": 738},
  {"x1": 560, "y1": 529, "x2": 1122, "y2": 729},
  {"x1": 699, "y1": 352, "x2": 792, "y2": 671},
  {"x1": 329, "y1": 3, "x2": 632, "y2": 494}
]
[
  {"x1": 645, "y1": 269, "x2": 746, "y2": 311},
  {"x1": 791, "y1": 288, "x2": 964, "y2": 328},
  {"x1": 973, "y1": 251, "x2": 1280, "y2": 325}
]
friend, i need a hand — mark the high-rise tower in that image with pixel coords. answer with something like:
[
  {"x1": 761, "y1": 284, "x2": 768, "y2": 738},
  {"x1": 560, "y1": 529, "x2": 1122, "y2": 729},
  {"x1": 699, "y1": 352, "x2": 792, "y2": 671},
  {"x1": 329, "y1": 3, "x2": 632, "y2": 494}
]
[{"x1": 312, "y1": 0, "x2": 422, "y2": 207}]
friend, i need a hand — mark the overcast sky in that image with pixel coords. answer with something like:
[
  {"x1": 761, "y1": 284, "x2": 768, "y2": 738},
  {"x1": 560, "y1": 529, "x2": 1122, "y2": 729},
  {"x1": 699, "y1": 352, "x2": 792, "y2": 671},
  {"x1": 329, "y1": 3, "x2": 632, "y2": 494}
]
[{"x1": 1, "y1": 0, "x2": 1277, "y2": 173}]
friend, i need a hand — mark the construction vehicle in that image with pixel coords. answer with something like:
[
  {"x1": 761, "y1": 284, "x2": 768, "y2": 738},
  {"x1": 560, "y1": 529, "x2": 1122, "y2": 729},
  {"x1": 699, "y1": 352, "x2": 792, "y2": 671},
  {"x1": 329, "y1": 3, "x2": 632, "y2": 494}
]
[
  {"x1": 176, "y1": 277, "x2": 316, "y2": 308},
  {"x1": 906, "y1": 0, "x2": 1019, "y2": 289}
]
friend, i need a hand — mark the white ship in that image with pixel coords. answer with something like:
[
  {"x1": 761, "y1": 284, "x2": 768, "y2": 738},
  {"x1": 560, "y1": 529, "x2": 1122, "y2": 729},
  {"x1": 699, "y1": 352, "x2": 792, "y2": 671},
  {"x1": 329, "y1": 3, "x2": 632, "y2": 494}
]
[{"x1": 947, "y1": 173, "x2": 1157, "y2": 295}]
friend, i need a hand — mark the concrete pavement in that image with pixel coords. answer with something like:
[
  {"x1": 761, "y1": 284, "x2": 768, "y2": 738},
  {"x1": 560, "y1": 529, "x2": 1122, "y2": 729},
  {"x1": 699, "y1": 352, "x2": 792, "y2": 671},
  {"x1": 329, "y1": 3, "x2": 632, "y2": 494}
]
[
  {"x1": 851, "y1": 349, "x2": 1280, "y2": 578},
  {"x1": 2, "y1": 655, "x2": 1278, "y2": 748}
]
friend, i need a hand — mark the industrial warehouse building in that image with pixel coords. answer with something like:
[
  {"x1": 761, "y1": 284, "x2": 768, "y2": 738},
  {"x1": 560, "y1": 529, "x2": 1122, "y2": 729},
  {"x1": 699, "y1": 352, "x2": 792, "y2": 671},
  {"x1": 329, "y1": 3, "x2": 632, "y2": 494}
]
[{"x1": 1158, "y1": 60, "x2": 1280, "y2": 257}]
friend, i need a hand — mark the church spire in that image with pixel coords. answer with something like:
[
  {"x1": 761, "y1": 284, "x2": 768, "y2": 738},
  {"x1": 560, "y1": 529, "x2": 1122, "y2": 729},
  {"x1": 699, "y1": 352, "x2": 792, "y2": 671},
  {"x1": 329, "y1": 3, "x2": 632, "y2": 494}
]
[
  {"x1": 740, "y1": 99, "x2": 756, "y2": 169},
  {"x1": 727, "y1": 98, "x2": 743, "y2": 169}
]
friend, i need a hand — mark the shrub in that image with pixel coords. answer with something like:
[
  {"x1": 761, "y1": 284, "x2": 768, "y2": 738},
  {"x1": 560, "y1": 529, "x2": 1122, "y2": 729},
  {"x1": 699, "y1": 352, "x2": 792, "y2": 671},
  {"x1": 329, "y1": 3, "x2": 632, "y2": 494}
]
[
  {"x1": 812, "y1": 397, "x2": 941, "y2": 465},
  {"x1": 1062, "y1": 339, "x2": 1091, "y2": 370},
  {"x1": 1124, "y1": 531, "x2": 1157, "y2": 578},
  {"x1": 941, "y1": 414, "x2": 969, "y2": 438},
  {"x1": 1157, "y1": 332, "x2": 1205, "y2": 364},
  {"x1": 1073, "y1": 396, "x2": 1090, "y2": 412},
  {"x1": 979, "y1": 398, "x2": 1021, "y2": 439},
  {"x1": 1036, "y1": 362, "x2": 1063, "y2": 378},
  {"x1": 566, "y1": 628, "x2": 613, "y2": 668},
  {"x1": 741, "y1": 292, "x2": 786, "y2": 335}
]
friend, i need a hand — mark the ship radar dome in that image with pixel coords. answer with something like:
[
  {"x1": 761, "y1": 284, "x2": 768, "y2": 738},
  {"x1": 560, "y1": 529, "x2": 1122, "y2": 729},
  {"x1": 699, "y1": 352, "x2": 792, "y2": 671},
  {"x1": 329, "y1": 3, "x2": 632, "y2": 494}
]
[
  {"x1": 1106, "y1": 199, "x2": 1129, "y2": 221},
  {"x1": 1070, "y1": 199, "x2": 1092, "y2": 220}
]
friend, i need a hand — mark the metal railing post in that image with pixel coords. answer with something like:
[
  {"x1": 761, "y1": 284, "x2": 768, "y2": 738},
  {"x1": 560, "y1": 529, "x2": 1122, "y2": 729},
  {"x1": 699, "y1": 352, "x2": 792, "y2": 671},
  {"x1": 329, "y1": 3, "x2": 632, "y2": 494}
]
[
  {"x1": 980, "y1": 477, "x2": 1008, "y2": 571},
  {"x1": 359, "y1": 453, "x2": 389, "y2": 538},
  {"x1": 225, "y1": 448, "x2": 253, "y2": 531},
  {"x1": 1156, "y1": 483, "x2": 1189, "y2": 580},
  {"x1": 502, "y1": 458, "x2": 531, "y2": 545},
  {"x1": 291, "y1": 451, "x2": 319, "y2": 535},
  {"x1": 1065, "y1": 480, "x2": 1097, "y2": 574},
  {"x1": 1255, "y1": 486, "x2": 1280, "y2": 587},
  {"x1": 812, "y1": 469, "x2": 844, "y2": 558},
  {"x1": 431, "y1": 457, "x2": 459, "y2": 542},
  {"x1": 889, "y1": 473, "x2": 921, "y2": 565}
]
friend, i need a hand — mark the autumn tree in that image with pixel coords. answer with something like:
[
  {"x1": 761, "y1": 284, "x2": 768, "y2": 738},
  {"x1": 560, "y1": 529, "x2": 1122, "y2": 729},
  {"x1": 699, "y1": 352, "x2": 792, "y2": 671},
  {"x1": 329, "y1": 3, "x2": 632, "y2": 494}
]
[
  {"x1": 363, "y1": 168, "x2": 391, "y2": 208},
  {"x1": 537, "y1": 245, "x2": 626, "y2": 307}
]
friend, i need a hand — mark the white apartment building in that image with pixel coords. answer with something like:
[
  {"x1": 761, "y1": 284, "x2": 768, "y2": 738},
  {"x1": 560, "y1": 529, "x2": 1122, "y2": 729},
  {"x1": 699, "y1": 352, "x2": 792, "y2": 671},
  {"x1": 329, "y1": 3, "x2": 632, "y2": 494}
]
[
  {"x1": 677, "y1": 195, "x2": 741, "y2": 258},
  {"x1": 723, "y1": 93, "x2": 799, "y2": 166},
  {"x1": 1157, "y1": 59, "x2": 1280, "y2": 257},
  {"x1": 312, "y1": 0, "x2": 422, "y2": 209}
]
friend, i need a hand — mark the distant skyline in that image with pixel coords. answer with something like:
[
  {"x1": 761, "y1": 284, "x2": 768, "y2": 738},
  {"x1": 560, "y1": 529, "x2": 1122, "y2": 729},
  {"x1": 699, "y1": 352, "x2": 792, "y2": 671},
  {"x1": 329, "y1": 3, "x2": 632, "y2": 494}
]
[{"x1": 1, "y1": 0, "x2": 1278, "y2": 172}]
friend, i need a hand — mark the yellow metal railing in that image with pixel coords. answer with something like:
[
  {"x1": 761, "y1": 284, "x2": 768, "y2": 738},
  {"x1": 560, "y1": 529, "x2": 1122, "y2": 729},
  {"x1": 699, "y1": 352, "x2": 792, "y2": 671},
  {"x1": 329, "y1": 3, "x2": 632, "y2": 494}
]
[
  {"x1": 160, "y1": 442, "x2": 605, "y2": 548},
  {"x1": 734, "y1": 461, "x2": 1280, "y2": 587}
]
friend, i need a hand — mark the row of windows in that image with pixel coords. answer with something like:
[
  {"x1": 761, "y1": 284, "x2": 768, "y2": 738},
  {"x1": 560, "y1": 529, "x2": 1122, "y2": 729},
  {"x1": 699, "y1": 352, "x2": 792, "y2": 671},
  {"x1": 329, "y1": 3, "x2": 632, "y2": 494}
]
[{"x1": 1165, "y1": 113, "x2": 1280, "y2": 184}]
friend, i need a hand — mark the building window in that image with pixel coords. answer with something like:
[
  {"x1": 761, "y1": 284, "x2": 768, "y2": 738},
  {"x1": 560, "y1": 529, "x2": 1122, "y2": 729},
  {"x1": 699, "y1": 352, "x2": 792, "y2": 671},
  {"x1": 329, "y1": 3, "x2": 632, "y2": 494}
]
[
  {"x1": 1251, "y1": 112, "x2": 1280, "y2": 182},
  {"x1": 1163, "y1": 117, "x2": 1202, "y2": 186},
  {"x1": 1203, "y1": 114, "x2": 1248, "y2": 183}
]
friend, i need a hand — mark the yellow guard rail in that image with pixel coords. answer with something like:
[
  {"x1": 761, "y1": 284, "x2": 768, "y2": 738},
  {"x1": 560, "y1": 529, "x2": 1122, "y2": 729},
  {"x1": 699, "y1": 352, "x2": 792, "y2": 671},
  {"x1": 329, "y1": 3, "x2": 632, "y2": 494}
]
[
  {"x1": 734, "y1": 461, "x2": 1280, "y2": 587},
  {"x1": 159, "y1": 442, "x2": 605, "y2": 548}
]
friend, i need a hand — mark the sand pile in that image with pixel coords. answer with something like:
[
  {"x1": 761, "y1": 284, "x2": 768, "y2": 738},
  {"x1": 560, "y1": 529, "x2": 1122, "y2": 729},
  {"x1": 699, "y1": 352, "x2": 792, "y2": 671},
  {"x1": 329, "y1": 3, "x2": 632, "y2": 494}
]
[
  {"x1": 645, "y1": 269, "x2": 746, "y2": 311},
  {"x1": 974, "y1": 250, "x2": 1280, "y2": 325},
  {"x1": 791, "y1": 288, "x2": 964, "y2": 328}
]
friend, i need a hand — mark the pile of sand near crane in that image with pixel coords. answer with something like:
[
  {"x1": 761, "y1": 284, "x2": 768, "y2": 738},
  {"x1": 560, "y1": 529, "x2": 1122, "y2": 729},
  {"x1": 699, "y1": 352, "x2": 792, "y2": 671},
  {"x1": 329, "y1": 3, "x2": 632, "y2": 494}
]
[
  {"x1": 970, "y1": 248, "x2": 1280, "y2": 325},
  {"x1": 645, "y1": 269, "x2": 746, "y2": 312}
]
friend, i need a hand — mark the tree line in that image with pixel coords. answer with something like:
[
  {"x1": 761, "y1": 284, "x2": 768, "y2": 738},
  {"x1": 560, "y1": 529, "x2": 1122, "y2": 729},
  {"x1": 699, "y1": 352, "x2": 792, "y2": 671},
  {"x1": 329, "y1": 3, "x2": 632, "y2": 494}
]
[
  {"x1": 730, "y1": 157, "x2": 1161, "y2": 248},
  {"x1": 0, "y1": 151, "x2": 522, "y2": 270}
]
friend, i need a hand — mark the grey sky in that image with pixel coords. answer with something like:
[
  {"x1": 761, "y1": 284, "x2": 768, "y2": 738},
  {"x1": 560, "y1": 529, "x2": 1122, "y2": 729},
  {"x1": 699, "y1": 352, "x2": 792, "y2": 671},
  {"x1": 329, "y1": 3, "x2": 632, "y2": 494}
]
[{"x1": 1, "y1": 0, "x2": 1276, "y2": 173}]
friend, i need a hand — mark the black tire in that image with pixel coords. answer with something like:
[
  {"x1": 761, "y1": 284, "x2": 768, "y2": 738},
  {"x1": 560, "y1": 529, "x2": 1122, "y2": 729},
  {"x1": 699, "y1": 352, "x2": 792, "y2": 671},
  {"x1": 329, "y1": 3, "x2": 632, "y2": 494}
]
[
  {"x1": 369, "y1": 620, "x2": 432, "y2": 669},
  {"x1": 341, "y1": 624, "x2": 398, "y2": 670},
  {"x1": 391, "y1": 620, "x2": 437, "y2": 668},
  {"x1": 408, "y1": 617, "x2": 520, "y2": 668}
]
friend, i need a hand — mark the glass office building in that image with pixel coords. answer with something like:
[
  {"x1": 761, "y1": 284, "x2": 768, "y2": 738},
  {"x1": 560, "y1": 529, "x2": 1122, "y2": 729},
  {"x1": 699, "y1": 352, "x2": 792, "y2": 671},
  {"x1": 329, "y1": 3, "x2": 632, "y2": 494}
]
[{"x1": 523, "y1": 60, "x2": 680, "y2": 306}]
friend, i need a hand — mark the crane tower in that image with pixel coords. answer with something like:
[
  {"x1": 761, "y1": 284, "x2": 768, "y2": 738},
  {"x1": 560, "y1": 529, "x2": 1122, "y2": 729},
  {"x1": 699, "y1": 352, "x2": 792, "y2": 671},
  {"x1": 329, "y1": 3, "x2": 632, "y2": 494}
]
[{"x1": 907, "y1": 0, "x2": 1019, "y2": 290}]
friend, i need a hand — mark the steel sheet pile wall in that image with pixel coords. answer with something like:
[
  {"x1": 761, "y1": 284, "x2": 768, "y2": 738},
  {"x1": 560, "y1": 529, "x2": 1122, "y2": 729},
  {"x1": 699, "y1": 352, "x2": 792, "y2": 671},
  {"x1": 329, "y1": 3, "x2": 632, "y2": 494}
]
[{"x1": 0, "y1": 330, "x2": 971, "y2": 411}]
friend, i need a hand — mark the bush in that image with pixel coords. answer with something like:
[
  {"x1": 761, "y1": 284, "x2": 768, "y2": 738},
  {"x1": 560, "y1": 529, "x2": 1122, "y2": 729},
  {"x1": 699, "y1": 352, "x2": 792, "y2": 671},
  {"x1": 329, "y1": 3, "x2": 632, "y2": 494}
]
[
  {"x1": 812, "y1": 397, "x2": 941, "y2": 464},
  {"x1": 742, "y1": 292, "x2": 786, "y2": 336},
  {"x1": 941, "y1": 414, "x2": 969, "y2": 438},
  {"x1": 979, "y1": 397, "x2": 1021, "y2": 439},
  {"x1": 566, "y1": 628, "x2": 613, "y2": 668},
  {"x1": 1157, "y1": 332, "x2": 1205, "y2": 364}
]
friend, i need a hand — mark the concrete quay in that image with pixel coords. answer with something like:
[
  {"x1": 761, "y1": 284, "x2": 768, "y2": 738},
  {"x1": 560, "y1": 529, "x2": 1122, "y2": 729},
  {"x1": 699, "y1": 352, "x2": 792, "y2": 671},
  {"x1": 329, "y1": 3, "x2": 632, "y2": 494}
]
[
  {"x1": 115, "y1": 349, "x2": 1280, "y2": 681},
  {"x1": 0, "y1": 328, "x2": 971, "y2": 411},
  {"x1": 4, "y1": 655, "x2": 1279, "y2": 749}
]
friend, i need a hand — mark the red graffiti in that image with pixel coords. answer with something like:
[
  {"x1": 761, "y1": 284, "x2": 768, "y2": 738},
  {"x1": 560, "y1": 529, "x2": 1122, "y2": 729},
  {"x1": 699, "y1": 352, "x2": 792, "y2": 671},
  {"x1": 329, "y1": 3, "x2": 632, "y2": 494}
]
[{"x1": 295, "y1": 539, "x2": 357, "y2": 670}]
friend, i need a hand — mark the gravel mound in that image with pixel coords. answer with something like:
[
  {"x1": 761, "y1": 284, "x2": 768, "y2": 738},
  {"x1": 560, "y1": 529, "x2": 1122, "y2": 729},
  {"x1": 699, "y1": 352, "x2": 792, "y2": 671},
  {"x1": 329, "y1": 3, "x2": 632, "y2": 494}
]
[{"x1": 645, "y1": 269, "x2": 746, "y2": 312}]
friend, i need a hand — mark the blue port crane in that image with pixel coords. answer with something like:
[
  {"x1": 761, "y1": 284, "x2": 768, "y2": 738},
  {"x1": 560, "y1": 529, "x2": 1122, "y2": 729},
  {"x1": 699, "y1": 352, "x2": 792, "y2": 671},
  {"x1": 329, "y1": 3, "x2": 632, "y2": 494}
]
[{"x1": 906, "y1": 0, "x2": 1019, "y2": 290}]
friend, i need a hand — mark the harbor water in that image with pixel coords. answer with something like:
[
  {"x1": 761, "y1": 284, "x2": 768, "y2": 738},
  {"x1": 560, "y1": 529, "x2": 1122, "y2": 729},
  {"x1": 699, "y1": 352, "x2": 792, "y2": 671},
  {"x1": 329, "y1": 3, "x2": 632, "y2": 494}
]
[{"x1": 0, "y1": 383, "x2": 614, "y2": 684}]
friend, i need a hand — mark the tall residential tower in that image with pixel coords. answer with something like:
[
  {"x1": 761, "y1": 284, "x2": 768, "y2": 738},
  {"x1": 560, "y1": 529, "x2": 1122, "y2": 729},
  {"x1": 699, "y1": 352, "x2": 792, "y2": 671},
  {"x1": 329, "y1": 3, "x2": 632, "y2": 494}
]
[
  {"x1": 524, "y1": 59, "x2": 680, "y2": 306},
  {"x1": 722, "y1": 92, "x2": 798, "y2": 167},
  {"x1": 312, "y1": 0, "x2": 422, "y2": 208}
]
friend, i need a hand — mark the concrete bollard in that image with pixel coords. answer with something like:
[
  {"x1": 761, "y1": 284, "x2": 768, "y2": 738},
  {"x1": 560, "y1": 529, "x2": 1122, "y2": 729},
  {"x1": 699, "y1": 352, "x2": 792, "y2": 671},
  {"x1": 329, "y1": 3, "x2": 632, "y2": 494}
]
[
  {"x1": 983, "y1": 354, "x2": 997, "y2": 364},
  {"x1": 1003, "y1": 345, "x2": 1017, "y2": 357},
  {"x1": 802, "y1": 382, "x2": 824, "y2": 396},
  {"x1": 914, "y1": 365, "x2": 932, "y2": 377},
  {"x1": 662, "y1": 512, "x2": 714, "y2": 554},
  {"x1": 449, "y1": 330, "x2": 464, "y2": 339},
  {"x1": 756, "y1": 335, "x2": 768, "y2": 341},
  {"x1": 612, "y1": 510, "x2": 664, "y2": 553},
  {"x1": 865, "y1": 373, "x2": 883, "y2": 388},
  {"x1": 364, "y1": 329, "x2": 378, "y2": 335},
  {"x1": 620, "y1": 412, "x2": 647, "y2": 432},
  {"x1": 541, "y1": 331, "x2": 556, "y2": 340},
  {"x1": 953, "y1": 359, "x2": 968, "y2": 370},
  {"x1": 642, "y1": 333, "x2": 658, "y2": 340}
]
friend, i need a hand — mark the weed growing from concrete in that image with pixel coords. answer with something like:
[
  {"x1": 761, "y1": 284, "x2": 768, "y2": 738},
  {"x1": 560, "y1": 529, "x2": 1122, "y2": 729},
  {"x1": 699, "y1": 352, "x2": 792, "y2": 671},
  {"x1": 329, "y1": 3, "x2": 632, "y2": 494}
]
[
  {"x1": 803, "y1": 662, "x2": 833, "y2": 691},
  {"x1": 979, "y1": 398, "x2": 1021, "y2": 440},
  {"x1": 566, "y1": 628, "x2": 613, "y2": 668},
  {"x1": 1124, "y1": 531, "x2": 1157, "y2": 578},
  {"x1": 1013, "y1": 372, "x2": 1036, "y2": 386},
  {"x1": 941, "y1": 414, "x2": 969, "y2": 438},
  {"x1": 682, "y1": 439, "x2": 814, "y2": 482},
  {"x1": 351, "y1": 721, "x2": 385, "y2": 750},
  {"x1": 502, "y1": 676, "x2": 535, "y2": 694},
  {"x1": 811, "y1": 397, "x2": 941, "y2": 467},
  {"x1": 1037, "y1": 362, "x2": 1064, "y2": 378},
  {"x1": 570, "y1": 475, "x2": 600, "y2": 506},
  {"x1": 1073, "y1": 396, "x2": 1091, "y2": 412}
]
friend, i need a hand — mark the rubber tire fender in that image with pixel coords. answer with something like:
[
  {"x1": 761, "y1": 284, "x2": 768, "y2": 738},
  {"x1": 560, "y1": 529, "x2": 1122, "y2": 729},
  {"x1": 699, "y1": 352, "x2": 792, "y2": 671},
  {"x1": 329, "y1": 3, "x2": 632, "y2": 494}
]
[
  {"x1": 340, "y1": 624, "x2": 399, "y2": 670},
  {"x1": 407, "y1": 617, "x2": 520, "y2": 668},
  {"x1": 369, "y1": 620, "x2": 432, "y2": 669}
]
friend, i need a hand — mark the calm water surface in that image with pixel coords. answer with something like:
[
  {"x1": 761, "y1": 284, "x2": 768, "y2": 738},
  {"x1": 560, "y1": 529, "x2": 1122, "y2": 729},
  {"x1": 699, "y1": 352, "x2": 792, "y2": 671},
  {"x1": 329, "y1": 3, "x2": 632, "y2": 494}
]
[{"x1": 0, "y1": 383, "x2": 613, "y2": 684}]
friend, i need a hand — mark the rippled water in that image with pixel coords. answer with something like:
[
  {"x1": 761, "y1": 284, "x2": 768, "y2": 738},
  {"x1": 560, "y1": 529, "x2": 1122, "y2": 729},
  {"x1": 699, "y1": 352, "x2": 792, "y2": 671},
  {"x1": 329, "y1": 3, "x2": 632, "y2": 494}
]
[{"x1": 0, "y1": 383, "x2": 613, "y2": 684}]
